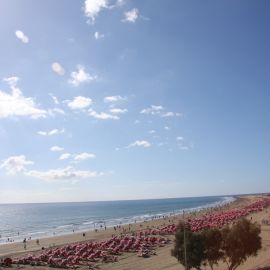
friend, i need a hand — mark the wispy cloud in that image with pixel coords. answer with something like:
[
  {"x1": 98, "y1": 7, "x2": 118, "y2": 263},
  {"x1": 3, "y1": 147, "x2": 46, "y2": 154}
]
[
  {"x1": 104, "y1": 95, "x2": 126, "y2": 103},
  {"x1": 59, "y1": 152, "x2": 96, "y2": 162},
  {"x1": 122, "y1": 8, "x2": 139, "y2": 23},
  {"x1": 109, "y1": 108, "x2": 128, "y2": 114},
  {"x1": 68, "y1": 66, "x2": 97, "y2": 87},
  {"x1": 67, "y1": 96, "x2": 92, "y2": 110},
  {"x1": 59, "y1": 153, "x2": 72, "y2": 160},
  {"x1": 94, "y1": 31, "x2": 105, "y2": 40},
  {"x1": 176, "y1": 137, "x2": 193, "y2": 151},
  {"x1": 140, "y1": 105, "x2": 164, "y2": 115},
  {"x1": 0, "y1": 77, "x2": 47, "y2": 119},
  {"x1": 49, "y1": 94, "x2": 60, "y2": 105},
  {"x1": 158, "y1": 142, "x2": 168, "y2": 147},
  {"x1": 141, "y1": 105, "x2": 182, "y2": 118},
  {"x1": 51, "y1": 62, "x2": 65, "y2": 76},
  {"x1": 37, "y1": 129, "x2": 65, "y2": 136},
  {"x1": 26, "y1": 166, "x2": 101, "y2": 182},
  {"x1": 15, "y1": 30, "x2": 29, "y2": 43},
  {"x1": 48, "y1": 108, "x2": 65, "y2": 116},
  {"x1": 50, "y1": 146, "x2": 64, "y2": 152},
  {"x1": 162, "y1": 112, "x2": 183, "y2": 118},
  {"x1": 1, "y1": 155, "x2": 102, "y2": 183},
  {"x1": 88, "y1": 109, "x2": 119, "y2": 120},
  {"x1": 127, "y1": 140, "x2": 151, "y2": 148},
  {"x1": 0, "y1": 155, "x2": 33, "y2": 175},
  {"x1": 74, "y1": 152, "x2": 96, "y2": 161}
]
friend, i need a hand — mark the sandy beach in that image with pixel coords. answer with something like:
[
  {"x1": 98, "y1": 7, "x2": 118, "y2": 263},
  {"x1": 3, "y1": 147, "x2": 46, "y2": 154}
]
[
  {"x1": 1, "y1": 195, "x2": 270, "y2": 270},
  {"x1": 1, "y1": 1, "x2": 269, "y2": 269}
]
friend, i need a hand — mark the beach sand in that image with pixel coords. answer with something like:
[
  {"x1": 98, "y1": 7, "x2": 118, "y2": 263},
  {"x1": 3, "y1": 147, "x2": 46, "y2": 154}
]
[{"x1": 1, "y1": 195, "x2": 270, "y2": 270}]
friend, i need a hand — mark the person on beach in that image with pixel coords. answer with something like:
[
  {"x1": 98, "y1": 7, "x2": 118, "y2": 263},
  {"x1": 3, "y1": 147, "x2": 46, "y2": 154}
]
[{"x1": 23, "y1": 238, "x2": 26, "y2": 249}]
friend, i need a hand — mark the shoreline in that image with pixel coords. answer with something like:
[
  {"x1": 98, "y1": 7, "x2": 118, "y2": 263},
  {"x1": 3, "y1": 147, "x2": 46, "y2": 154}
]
[
  {"x1": 2, "y1": 195, "x2": 270, "y2": 270},
  {"x1": 0, "y1": 195, "x2": 241, "y2": 258},
  {"x1": 0, "y1": 195, "x2": 235, "y2": 247}
]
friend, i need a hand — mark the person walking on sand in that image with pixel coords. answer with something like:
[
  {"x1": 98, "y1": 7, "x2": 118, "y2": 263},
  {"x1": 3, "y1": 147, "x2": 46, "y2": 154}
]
[{"x1": 23, "y1": 238, "x2": 27, "y2": 249}]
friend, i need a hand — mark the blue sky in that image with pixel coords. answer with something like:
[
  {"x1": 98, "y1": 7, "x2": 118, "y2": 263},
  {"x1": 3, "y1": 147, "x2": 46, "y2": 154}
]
[{"x1": 0, "y1": 0, "x2": 270, "y2": 203}]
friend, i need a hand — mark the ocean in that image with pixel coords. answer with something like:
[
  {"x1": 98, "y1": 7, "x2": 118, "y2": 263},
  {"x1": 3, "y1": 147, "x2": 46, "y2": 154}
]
[{"x1": 0, "y1": 196, "x2": 235, "y2": 244}]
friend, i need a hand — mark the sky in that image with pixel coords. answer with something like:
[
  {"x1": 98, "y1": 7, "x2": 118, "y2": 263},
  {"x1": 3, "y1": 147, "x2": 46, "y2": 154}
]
[{"x1": 0, "y1": 0, "x2": 270, "y2": 203}]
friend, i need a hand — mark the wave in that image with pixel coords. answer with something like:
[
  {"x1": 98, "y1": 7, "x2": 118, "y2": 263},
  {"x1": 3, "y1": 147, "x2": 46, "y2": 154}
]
[{"x1": 0, "y1": 196, "x2": 236, "y2": 244}]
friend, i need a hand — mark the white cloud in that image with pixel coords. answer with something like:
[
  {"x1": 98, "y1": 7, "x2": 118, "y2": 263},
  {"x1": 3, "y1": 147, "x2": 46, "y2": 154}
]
[
  {"x1": 94, "y1": 31, "x2": 105, "y2": 40},
  {"x1": 59, "y1": 151, "x2": 96, "y2": 162},
  {"x1": 3, "y1": 76, "x2": 19, "y2": 87},
  {"x1": 164, "y1": 126, "x2": 170, "y2": 130},
  {"x1": 1, "y1": 156, "x2": 102, "y2": 184},
  {"x1": 68, "y1": 66, "x2": 97, "y2": 87},
  {"x1": 162, "y1": 112, "x2": 174, "y2": 117},
  {"x1": 162, "y1": 112, "x2": 183, "y2": 118},
  {"x1": 59, "y1": 153, "x2": 72, "y2": 160},
  {"x1": 104, "y1": 95, "x2": 126, "y2": 103},
  {"x1": 140, "y1": 105, "x2": 164, "y2": 115},
  {"x1": 48, "y1": 108, "x2": 65, "y2": 116},
  {"x1": 123, "y1": 8, "x2": 139, "y2": 23},
  {"x1": 37, "y1": 129, "x2": 65, "y2": 136},
  {"x1": 15, "y1": 30, "x2": 29, "y2": 43},
  {"x1": 128, "y1": 140, "x2": 151, "y2": 148},
  {"x1": 26, "y1": 166, "x2": 100, "y2": 182},
  {"x1": 48, "y1": 129, "x2": 64, "y2": 136},
  {"x1": 176, "y1": 136, "x2": 184, "y2": 141},
  {"x1": 37, "y1": 131, "x2": 47, "y2": 136},
  {"x1": 67, "y1": 96, "x2": 92, "y2": 110},
  {"x1": 0, "y1": 77, "x2": 47, "y2": 119},
  {"x1": 0, "y1": 155, "x2": 33, "y2": 175},
  {"x1": 50, "y1": 146, "x2": 64, "y2": 152},
  {"x1": 74, "y1": 152, "x2": 96, "y2": 161},
  {"x1": 84, "y1": 0, "x2": 108, "y2": 23},
  {"x1": 149, "y1": 130, "x2": 156, "y2": 134},
  {"x1": 49, "y1": 94, "x2": 60, "y2": 105},
  {"x1": 49, "y1": 129, "x2": 64, "y2": 135},
  {"x1": 109, "y1": 108, "x2": 128, "y2": 114},
  {"x1": 141, "y1": 105, "x2": 182, "y2": 118},
  {"x1": 88, "y1": 109, "x2": 119, "y2": 120},
  {"x1": 51, "y1": 62, "x2": 65, "y2": 76}
]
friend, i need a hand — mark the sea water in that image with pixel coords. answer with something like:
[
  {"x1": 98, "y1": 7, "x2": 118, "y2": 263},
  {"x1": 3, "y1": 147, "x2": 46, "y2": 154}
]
[{"x1": 0, "y1": 196, "x2": 235, "y2": 244}]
